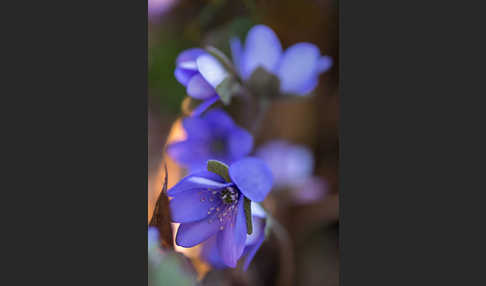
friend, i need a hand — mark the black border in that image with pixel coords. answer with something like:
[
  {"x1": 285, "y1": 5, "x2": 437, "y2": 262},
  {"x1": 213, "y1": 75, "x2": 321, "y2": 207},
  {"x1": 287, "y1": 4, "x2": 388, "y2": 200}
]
[
  {"x1": 4, "y1": 0, "x2": 148, "y2": 284},
  {"x1": 340, "y1": 1, "x2": 485, "y2": 285}
]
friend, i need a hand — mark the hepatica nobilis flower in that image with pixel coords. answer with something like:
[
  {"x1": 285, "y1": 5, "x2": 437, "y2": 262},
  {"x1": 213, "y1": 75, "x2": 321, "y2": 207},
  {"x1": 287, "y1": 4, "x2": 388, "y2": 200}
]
[
  {"x1": 256, "y1": 140, "x2": 328, "y2": 204},
  {"x1": 167, "y1": 108, "x2": 253, "y2": 171},
  {"x1": 174, "y1": 48, "x2": 230, "y2": 116},
  {"x1": 230, "y1": 25, "x2": 333, "y2": 96},
  {"x1": 167, "y1": 158, "x2": 273, "y2": 268},
  {"x1": 256, "y1": 140, "x2": 314, "y2": 189}
]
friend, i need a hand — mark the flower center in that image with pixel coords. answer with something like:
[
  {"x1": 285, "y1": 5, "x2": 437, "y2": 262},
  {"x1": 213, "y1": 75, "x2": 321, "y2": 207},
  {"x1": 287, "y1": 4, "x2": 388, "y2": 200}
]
[
  {"x1": 206, "y1": 187, "x2": 240, "y2": 231},
  {"x1": 210, "y1": 139, "x2": 226, "y2": 155},
  {"x1": 220, "y1": 186, "x2": 238, "y2": 205}
]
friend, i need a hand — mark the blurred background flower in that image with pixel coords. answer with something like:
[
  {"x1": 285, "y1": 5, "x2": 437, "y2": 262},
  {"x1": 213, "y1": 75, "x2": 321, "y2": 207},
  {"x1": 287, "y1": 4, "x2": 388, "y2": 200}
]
[
  {"x1": 230, "y1": 25, "x2": 332, "y2": 95},
  {"x1": 148, "y1": 0, "x2": 177, "y2": 23},
  {"x1": 256, "y1": 140, "x2": 315, "y2": 189},
  {"x1": 256, "y1": 140, "x2": 330, "y2": 204},
  {"x1": 173, "y1": 49, "x2": 230, "y2": 115},
  {"x1": 167, "y1": 109, "x2": 253, "y2": 171}
]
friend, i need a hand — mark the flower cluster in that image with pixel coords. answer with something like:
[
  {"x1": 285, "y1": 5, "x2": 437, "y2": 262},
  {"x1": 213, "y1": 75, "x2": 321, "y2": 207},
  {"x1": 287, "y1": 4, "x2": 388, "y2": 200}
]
[
  {"x1": 163, "y1": 24, "x2": 332, "y2": 270},
  {"x1": 175, "y1": 24, "x2": 332, "y2": 115}
]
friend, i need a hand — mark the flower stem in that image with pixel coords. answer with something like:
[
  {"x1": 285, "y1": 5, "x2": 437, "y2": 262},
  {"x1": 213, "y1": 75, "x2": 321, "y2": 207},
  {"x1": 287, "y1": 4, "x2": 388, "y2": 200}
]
[
  {"x1": 261, "y1": 203, "x2": 295, "y2": 286},
  {"x1": 250, "y1": 97, "x2": 270, "y2": 134},
  {"x1": 271, "y1": 218, "x2": 295, "y2": 286}
]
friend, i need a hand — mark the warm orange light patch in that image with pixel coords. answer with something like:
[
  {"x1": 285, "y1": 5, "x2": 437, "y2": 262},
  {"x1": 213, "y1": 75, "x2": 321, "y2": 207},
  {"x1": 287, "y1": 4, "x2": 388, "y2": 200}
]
[
  {"x1": 148, "y1": 119, "x2": 212, "y2": 279},
  {"x1": 148, "y1": 119, "x2": 186, "y2": 221}
]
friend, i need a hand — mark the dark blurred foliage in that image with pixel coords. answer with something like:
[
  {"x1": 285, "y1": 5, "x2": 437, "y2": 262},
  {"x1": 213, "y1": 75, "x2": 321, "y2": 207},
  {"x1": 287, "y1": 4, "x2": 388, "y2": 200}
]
[{"x1": 149, "y1": 0, "x2": 339, "y2": 285}]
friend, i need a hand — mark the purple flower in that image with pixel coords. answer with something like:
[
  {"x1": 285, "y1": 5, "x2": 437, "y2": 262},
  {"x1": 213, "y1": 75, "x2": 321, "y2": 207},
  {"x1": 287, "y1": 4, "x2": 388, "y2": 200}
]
[
  {"x1": 256, "y1": 140, "x2": 329, "y2": 204},
  {"x1": 201, "y1": 202, "x2": 267, "y2": 270},
  {"x1": 290, "y1": 176, "x2": 329, "y2": 204},
  {"x1": 174, "y1": 48, "x2": 230, "y2": 116},
  {"x1": 230, "y1": 25, "x2": 333, "y2": 95},
  {"x1": 167, "y1": 109, "x2": 253, "y2": 171},
  {"x1": 256, "y1": 140, "x2": 314, "y2": 188},
  {"x1": 168, "y1": 157, "x2": 273, "y2": 268},
  {"x1": 148, "y1": 0, "x2": 177, "y2": 23}
]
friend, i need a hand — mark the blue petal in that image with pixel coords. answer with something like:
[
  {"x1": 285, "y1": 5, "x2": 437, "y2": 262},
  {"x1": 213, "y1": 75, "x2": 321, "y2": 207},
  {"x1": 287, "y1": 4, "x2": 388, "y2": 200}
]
[
  {"x1": 174, "y1": 67, "x2": 197, "y2": 86},
  {"x1": 291, "y1": 176, "x2": 328, "y2": 204},
  {"x1": 245, "y1": 215, "x2": 264, "y2": 245},
  {"x1": 182, "y1": 116, "x2": 211, "y2": 140},
  {"x1": 175, "y1": 214, "x2": 220, "y2": 247},
  {"x1": 243, "y1": 217, "x2": 266, "y2": 271},
  {"x1": 230, "y1": 37, "x2": 244, "y2": 75},
  {"x1": 148, "y1": 227, "x2": 160, "y2": 250},
  {"x1": 166, "y1": 171, "x2": 229, "y2": 196},
  {"x1": 186, "y1": 74, "x2": 217, "y2": 100},
  {"x1": 277, "y1": 43, "x2": 321, "y2": 94},
  {"x1": 297, "y1": 78, "x2": 318, "y2": 95},
  {"x1": 241, "y1": 25, "x2": 282, "y2": 79},
  {"x1": 166, "y1": 140, "x2": 211, "y2": 169},
  {"x1": 203, "y1": 108, "x2": 235, "y2": 137},
  {"x1": 228, "y1": 128, "x2": 253, "y2": 161},
  {"x1": 201, "y1": 236, "x2": 227, "y2": 269},
  {"x1": 176, "y1": 48, "x2": 206, "y2": 68},
  {"x1": 229, "y1": 157, "x2": 273, "y2": 202},
  {"x1": 291, "y1": 56, "x2": 332, "y2": 95},
  {"x1": 217, "y1": 198, "x2": 247, "y2": 267},
  {"x1": 191, "y1": 96, "x2": 219, "y2": 117},
  {"x1": 196, "y1": 54, "x2": 229, "y2": 88},
  {"x1": 317, "y1": 56, "x2": 333, "y2": 73},
  {"x1": 250, "y1": 201, "x2": 267, "y2": 219},
  {"x1": 170, "y1": 190, "x2": 222, "y2": 223},
  {"x1": 255, "y1": 140, "x2": 315, "y2": 185}
]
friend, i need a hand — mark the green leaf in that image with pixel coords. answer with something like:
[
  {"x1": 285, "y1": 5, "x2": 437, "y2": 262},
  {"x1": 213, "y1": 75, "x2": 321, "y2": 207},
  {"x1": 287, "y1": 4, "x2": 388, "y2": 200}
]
[
  {"x1": 215, "y1": 76, "x2": 241, "y2": 105},
  {"x1": 244, "y1": 197, "x2": 253, "y2": 235},
  {"x1": 203, "y1": 46, "x2": 242, "y2": 105},
  {"x1": 149, "y1": 252, "x2": 197, "y2": 286},
  {"x1": 207, "y1": 160, "x2": 231, "y2": 182},
  {"x1": 247, "y1": 66, "x2": 281, "y2": 99}
]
